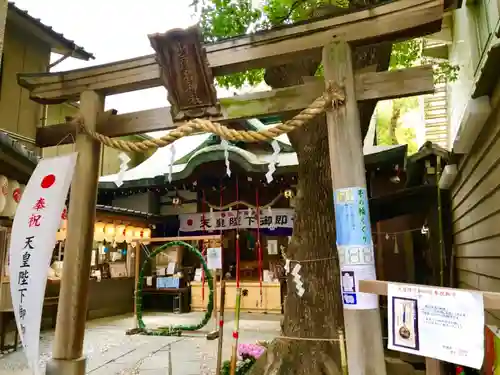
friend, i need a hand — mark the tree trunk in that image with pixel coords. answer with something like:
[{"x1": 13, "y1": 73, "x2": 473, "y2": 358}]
[
  {"x1": 389, "y1": 101, "x2": 401, "y2": 145},
  {"x1": 247, "y1": 4, "x2": 391, "y2": 373},
  {"x1": 249, "y1": 112, "x2": 344, "y2": 375},
  {"x1": 389, "y1": 100, "x2": 402, "y2": 145},
  {"x1": 247, "y1": 53, "x2": 344, "y2": 375}
]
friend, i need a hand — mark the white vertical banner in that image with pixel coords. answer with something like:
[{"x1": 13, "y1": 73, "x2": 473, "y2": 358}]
[{"x1": 9, "y1": 153, "x2": 78, "y2": 374}]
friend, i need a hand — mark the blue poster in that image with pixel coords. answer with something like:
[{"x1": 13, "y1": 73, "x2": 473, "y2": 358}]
[{"x1": 334, "y1": 187, "x2": 372, "y2": 246}]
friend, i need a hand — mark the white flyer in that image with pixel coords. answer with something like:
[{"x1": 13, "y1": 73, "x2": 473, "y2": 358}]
[
  {"x1": 206, "y1": 247, "x2": 222, "y2": 270},
  {"x1": 338, "y1": 244, "x2": 378, "y2": 309},
  {"x1": 9, "y1": 153, "x2": 78, "y2": 374},
  {"x1": 340, "y1": 264, "x2": 378, "y2": 309},
  {"x1": 388, "y1": 283, "x2": 484, "y2": 369}
]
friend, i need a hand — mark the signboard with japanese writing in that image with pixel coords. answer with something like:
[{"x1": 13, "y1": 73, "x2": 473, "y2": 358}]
[
  {"x1": 9, "y1": 153, "x2": 78, "y2": 374},
  {"x1": 388, "y1": 283, "x2": 484, "y2": 369},
  {"x1": 179, "y1": 209, "x2": 294, "y2": 232},
  {"x1": 334, "y1": 187, "x2": 377, "y2": 310}
]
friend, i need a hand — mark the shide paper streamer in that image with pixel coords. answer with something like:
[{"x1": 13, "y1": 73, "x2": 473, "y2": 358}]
[
  {"x1": 168, "y1": 143, "x2": 176, "y2": 183},
  {"x1": 221, "y1": 139, "x2": 231, "y2": 177},
  {"x1": 265, "y1": 140, "x2": 281, "y2": 183},
  {"x1": 114, "y1": 152, "x2": 131, "y2": 187}
]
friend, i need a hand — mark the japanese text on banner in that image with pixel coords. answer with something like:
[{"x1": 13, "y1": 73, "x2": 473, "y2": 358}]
[
  {"x1": 9, "y1": 153, "x2": 77, "y2": 375},
  {"x1": 333, "y1": 187, "x2": 377, "y2": 310},
  {"x1": 179, "y1": 209, "x2": 294, "y2": 232},
  {"x1": 334, "y1": 187, "x2": 372, "y2": 246}
]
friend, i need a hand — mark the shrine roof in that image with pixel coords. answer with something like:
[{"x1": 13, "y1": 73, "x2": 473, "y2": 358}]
[
  {"x1": 8, "y1": 2, "x2": 94, "y2": 60},
  {"x1": 97, "y1": 134, "x2": 407, "y2": 190},
  {"x1": 0, "y1": 132, "x2": 39, "y2": 183},
  {"x1": 96, "y1": 204, "x2": 164, "y2": 220}
]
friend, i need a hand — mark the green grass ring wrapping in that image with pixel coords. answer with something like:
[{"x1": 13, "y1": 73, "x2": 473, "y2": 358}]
[{"x1": 135, "y1": 240, "x2": 214, "y2": 336}]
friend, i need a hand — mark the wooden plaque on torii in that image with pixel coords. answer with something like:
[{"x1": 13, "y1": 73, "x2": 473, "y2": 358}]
[{"x1": 149, "y1": 26, "x2": 221, "y2": 121}]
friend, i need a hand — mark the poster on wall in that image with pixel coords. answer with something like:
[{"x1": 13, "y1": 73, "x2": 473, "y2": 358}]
[
  {"x1": 9, "y1": 153, "x2": 78, "y2": 374},
  {"x1": 267, "y1": 239, "x2": 278, "y2": 255},
  {"x1": 334, "y1": 187, "x2": 377, "y2": 310},
  {"x1": 388, "y1": 283, "x2": 485, "y2": 369},
  {"x1": 179, "y1": 209, "x2": 294, "y2": 232},
  {"x1": 207, "y1": 247, "x2": 222, "y2": 270}
]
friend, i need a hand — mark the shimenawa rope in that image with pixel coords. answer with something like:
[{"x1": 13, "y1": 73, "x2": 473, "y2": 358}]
[{"x1": 73, "y1": 82, "x2": 345, "y2": 153}]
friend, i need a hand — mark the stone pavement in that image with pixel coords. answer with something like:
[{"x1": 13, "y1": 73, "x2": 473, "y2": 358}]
[{"x1": 0, "y1": 312, "x2": 281, "y2": 375}]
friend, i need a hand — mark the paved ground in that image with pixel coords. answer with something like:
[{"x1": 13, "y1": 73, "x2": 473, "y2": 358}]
[{"x1": 0, "y1": 312, "x2": 281, "y2": 375}]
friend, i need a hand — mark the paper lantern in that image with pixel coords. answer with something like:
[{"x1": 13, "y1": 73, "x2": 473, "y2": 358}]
[
  {"x1": 94, "y1": 222, "x2": 105, "y2": 242},
  {"x1": 3, "y1": 180, "x2": 20, "y2": 218},
  {"x1": 133, "y1": 227, "x2": 142, "y2": 239},
  {"x1": 115, "y1": 224, "x2": 126, "y2": 242},
  {"x1": 56, "y1": 228, "x2": 67, "y2": 242},
  {"x1": 60, "y1": 219, "x2": 68, "y2": 230},
  {"x1": 124, "y1": 226, "x2": 135, "y2": 243},
  {"x1": 0, "y1": 176, "x2": 7, "y2": 214},
  {"x1": 142, "y1": 228, "x2": 151, "y2": 239},
  {"x1": 60, "y1": 206, "x2": 68, "y2": 230},
  {"x1": 142, "y1": 228, "x2": 151, "y2": 245},
  {"x1": 104, "y1": 223, "x2": 116, "y2": 242}
]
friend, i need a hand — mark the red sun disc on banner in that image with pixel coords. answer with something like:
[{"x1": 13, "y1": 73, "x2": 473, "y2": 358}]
[
  {"x1": 41, "y1": 174, "x2": 56, "y2": 189},
  {"x1": 13, "y1": 188, "x2": 21, "y2": 203}
]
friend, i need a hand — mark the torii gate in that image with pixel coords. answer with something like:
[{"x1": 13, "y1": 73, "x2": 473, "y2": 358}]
[{"x1": 17, "y1": 1, "x2": 448, "y2": 374}]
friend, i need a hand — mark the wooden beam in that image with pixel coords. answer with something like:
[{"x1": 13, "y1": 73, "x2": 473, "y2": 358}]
[
  {"x1": 359, "y1": 279, "x2": 500, "y2": 310},
  {"x1": 18, "y1": 0, "x2": 443, "y2": 102},
  {"x1": 36, "y1": 65, "x2": 435, "y2": 147},
  {"x1": 134, "y1": 235, "x2": 221, "y2": 243},
  {"x1": 38, "y1": 107, "x2": 172, "y2": 147}
]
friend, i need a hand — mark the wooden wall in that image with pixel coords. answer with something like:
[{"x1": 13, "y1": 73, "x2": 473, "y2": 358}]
[
  {"x1": 451, "y1": 91, "x2": 500, "y2": 326},
  {"x1": 0, "y1": 21, "x2": 50, "y2": 144},
  {"x1": 87, "y1": 278, "x2": 135, "y2": 320}
]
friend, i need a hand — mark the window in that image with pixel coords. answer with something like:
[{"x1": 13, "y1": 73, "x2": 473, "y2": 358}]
[{"x1": 469, "y1": 0, "x2": 495, "y2": 63}]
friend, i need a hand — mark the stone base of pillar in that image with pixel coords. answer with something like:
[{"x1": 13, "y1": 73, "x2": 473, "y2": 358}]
[{"x1": 45, "y1": 357, "x2": 86, "y2": 375}]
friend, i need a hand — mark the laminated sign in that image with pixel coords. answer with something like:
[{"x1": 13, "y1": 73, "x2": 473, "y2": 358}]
[
  {"x1": 388, "y1": 283, "x2": 484, "y2": 369},
  {"x1": 334, "y1": 187, "x2": 377, "y2": 310},
  {"x1": 9, "y1": 153, "x2": 78, "y2": 374}
]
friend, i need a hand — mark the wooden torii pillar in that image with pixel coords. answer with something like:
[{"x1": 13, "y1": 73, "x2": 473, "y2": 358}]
[
  {"x1": 324, "y1": 41, "x2": 386, "y2": 374},
  {"x1": 46, "y1": 91, "x2": 104, "y2": 375},
  {"x1": 13, "y1": 2, "x2": 446, "y2": 375}
]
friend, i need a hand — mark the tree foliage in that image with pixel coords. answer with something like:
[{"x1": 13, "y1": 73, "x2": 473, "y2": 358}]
[
  {"x1": 194, "y1": 0, "x2": 457, "y2": 89},
  {"x1": 376, "y1": 98, "x2": 419, "y2": 154},
  {"x1": 194, "y1": 0, "x2": 459, "y2": 155}
]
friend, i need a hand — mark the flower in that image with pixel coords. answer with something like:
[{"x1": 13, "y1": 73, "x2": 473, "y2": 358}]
[{"x1": 237, "y1": 343, "x2": 265, "y2": 359}]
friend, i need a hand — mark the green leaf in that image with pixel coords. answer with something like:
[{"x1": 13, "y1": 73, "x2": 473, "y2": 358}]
[{"x1": 197, "y1": 0, "x2": 460, "y2": 88}]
